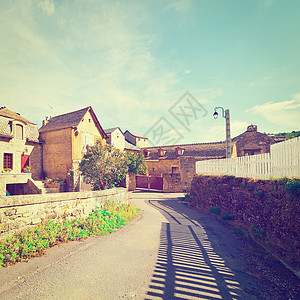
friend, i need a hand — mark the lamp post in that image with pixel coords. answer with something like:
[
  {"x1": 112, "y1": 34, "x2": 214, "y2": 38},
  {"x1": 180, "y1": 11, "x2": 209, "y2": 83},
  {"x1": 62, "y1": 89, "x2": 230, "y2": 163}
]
[{"x1": 213, "y1": 107, "x2": 231, "y2": 158}]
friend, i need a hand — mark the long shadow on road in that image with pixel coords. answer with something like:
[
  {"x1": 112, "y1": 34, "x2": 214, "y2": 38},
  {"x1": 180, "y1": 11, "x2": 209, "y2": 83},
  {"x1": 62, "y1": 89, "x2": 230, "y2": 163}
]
[{"x1": 145, "y1": 197, "x2": 300, "y2": 300}]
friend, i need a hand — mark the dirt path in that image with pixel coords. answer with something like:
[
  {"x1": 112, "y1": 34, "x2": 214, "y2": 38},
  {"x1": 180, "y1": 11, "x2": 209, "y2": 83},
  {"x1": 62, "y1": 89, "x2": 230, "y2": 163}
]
[{"x1": 0, "y1": 191, "x2": 299, "y2": 299}]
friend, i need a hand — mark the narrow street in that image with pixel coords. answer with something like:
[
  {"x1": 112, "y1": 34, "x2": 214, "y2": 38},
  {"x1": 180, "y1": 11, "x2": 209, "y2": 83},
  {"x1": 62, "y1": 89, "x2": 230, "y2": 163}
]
[{"x1": 0, "y1": 191, "x2": 299, "y2": 299}]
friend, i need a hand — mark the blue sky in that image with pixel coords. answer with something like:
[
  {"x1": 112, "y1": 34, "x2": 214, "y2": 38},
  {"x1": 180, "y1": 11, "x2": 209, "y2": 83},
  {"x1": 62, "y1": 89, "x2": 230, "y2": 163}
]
[{"x1": 1, "y1": 0, "x2": 300, "y2": 145}]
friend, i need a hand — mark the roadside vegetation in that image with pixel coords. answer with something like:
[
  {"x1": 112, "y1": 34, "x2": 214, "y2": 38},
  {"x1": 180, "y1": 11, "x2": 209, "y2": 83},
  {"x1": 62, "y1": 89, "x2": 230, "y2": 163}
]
[
  {"x1": 79, "y1": 143, "x2": 147, "y2": 190},
  {"x1": 0, "y1": 202, "x2": 139, "y2": 267}
]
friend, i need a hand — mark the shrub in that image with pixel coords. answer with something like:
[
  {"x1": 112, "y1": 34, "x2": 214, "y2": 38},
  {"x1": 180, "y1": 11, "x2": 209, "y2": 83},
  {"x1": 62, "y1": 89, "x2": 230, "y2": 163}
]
[
  {"x1": 285, "y1": 180, "x2": 300, "y2": 199},
  {"x1": 209, "y1": 206, "x2": 220, "y2": 215},
  {"x1": 221, "y1": 212, "x2": 234, "y2": 220},
  {"x1": 0, "y1": 202, "x2": 139, "y2": 267}
]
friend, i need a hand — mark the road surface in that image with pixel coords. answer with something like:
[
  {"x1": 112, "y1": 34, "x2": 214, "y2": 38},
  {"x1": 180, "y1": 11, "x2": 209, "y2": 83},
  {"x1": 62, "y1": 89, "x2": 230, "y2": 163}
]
[{"x1": 0, "y1": 191, "x2": 299, "y2": 299}]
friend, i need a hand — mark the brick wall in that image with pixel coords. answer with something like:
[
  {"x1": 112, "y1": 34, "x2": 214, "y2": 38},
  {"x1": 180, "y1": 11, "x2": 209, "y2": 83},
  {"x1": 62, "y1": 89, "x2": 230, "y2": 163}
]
[
  {"x1": 0, "y1": 188, "x2": 128, "y2": 239},
  {"x1": 189, "y1": 175, "x2": 300, "y2": 270}
]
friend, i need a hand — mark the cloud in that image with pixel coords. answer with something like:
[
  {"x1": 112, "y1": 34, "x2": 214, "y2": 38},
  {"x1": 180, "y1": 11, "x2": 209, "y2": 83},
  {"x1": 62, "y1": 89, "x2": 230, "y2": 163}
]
[
  {"x1": 258, "y1": 0, "x2": 274, "y2": 8},
  {"x1": 165, "y1": 0, "x2": 191, "y2": 12},
  {"x1": 38, "y1": 0, "x2": 55, "y2": 16},
  {"x1": 247, "y1": 93, "x2": 300, "y2": 130}
]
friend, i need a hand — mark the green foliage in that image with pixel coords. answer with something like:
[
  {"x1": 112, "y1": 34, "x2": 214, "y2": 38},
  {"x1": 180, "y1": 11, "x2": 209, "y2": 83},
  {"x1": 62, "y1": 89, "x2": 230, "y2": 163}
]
[
  {"x1": 209, "y1": 206, "x2": 220, "y2": 215},
  {"x1": 221, "y1": 212, "x2": 234, "y2": 220},
  {"x1": 268, "y1": 130, "x2": 300, "y2": 140},
  {"x1": 285, "y1": 179, "x2": 300, "y2": 198},
  {"x1": 125, "y1": 152, "x2": 148, "y2": 174},
  {"x1": 79, "y1": 143, "x2": 128, "y2": 190},
  {"x1": 0, "y1": 202, "x2": 138, "y2": 267}
]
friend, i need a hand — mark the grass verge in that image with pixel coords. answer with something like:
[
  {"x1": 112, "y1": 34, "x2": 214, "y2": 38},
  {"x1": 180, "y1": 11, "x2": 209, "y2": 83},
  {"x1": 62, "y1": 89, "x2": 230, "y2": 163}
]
[{"x1": 0, "y1": 202, "x2": 139, "y2": 267}]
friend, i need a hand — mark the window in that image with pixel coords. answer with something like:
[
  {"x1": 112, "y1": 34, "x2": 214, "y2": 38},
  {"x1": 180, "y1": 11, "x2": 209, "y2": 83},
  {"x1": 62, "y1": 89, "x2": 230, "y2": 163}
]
[
  {"x1": 172, "y1": 167, "x2": 179, "y2": 174},
  {"x1": 4, "y1": 153, "x2": 13, "y2": 169},
  {"x1": 82, "y1": 132, "x2": 95, "y2": 153},
  {"x1": 175, "y1": 147, "x2": 184, "y2": 156},
  {"x1": 16, "y1": 124, "x2": 23, "y2": 139},
  {"x1": 143, "y1": 149, "x2": 151, "y2": 157},
  {"x1": 158, "y1": 148, "x2": 166, "y2": 156},
  {"x1": 244, "y1": 149, "x2": 261, "y2": 156}
]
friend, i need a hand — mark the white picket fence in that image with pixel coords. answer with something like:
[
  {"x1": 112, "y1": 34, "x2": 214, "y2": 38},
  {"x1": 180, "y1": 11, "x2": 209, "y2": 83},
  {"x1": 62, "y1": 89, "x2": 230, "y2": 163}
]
[{"x1": 196, "y1": 137, "x2": 300, "y2": 179}]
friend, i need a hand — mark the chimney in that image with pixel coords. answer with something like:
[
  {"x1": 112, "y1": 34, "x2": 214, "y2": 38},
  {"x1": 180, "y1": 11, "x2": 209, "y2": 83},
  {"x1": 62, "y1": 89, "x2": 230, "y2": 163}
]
[
  {"x1": 43, "y1": 117, "x2": 49, "y2": 127},
  {"x1": 247, "y1": 124, "x2": 257, "y2": 132}
]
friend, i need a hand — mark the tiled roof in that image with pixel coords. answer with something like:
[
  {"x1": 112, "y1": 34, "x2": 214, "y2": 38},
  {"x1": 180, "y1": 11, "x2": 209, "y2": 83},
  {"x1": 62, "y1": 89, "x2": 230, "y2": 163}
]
[
  {"x1": 104, "y1": 127, "x2": 124, "y2": 135},
  {"x1": 39, "y1": 107, "x2": 89, "y2": 133},
  {"x1": 124, "y1": 130, "x2": 148, "y2": 139},
  {"x1": 144, "y1": 142, "x2": 227, "y2": 160},
  {"x1": 0, "y1": 107, "x2": 35, "y2": 125}
]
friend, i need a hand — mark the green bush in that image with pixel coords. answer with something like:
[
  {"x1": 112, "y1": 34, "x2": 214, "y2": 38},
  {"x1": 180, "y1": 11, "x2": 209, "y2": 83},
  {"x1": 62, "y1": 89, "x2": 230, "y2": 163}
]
[
  {"x1": 221, "y1": 212, "x2": 234, "y2": 220},
  {"x1": 285, "y1": 180, "x2": 300, "y2": 198},
  {"x1": 209, "y1": 206, "x2": 220, "y2": 215},
  {"x1": 0, "y1": 202, "x2": 139, "y2": 267}
]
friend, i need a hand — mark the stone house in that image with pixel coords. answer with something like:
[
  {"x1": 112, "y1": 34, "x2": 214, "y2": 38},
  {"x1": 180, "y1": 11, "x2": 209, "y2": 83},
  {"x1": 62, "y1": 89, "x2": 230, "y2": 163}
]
[
  {"x1": 232, "y1": 125, "x2": 276, "y2": 157},
  {"x1": 143, "y1": 142, "x2": 227, "y2": 192},
  {"x1": 32, "y1": 106, "x2": 107, "y2": 187},
  {"x1": 104, "y1": 127, "x2": 140, "y2": 153},
  {"x1": 142, "y1": 125, "x2": 277, "y2": 192},
  {"x1": 0, "y1": 107, "x2": 39, "y2": 196}
]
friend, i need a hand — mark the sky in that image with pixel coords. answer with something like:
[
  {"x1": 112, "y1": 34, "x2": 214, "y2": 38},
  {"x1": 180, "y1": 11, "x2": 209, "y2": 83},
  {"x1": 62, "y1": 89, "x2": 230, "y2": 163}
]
[{"x1": 1, "y1": 0, "x2": 300, "y2": 146}]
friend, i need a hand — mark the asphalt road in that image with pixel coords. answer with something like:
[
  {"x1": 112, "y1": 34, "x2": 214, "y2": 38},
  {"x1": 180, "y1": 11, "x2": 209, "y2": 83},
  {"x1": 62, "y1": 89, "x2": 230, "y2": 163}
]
[{"x1": 0, "y1": 191, "x2": 299, "y2": 299}]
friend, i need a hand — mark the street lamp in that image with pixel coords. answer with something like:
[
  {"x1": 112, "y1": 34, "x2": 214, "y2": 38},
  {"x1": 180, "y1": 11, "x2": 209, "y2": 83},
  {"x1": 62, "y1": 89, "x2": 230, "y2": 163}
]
[{"x1": 213, "y1": 107, "x2": 231, "y2": 158}]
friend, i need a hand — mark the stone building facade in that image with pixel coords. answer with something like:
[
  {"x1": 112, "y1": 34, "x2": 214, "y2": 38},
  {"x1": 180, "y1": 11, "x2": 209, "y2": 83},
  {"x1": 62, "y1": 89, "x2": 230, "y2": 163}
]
[
  {"x1": 232, "y1": 125, "x2": 276, "y2": 157},
  {"x1": 32, "y1": 107, "x2": 107, "y2": 189},
  {"x1": 143, "y1": 142, "x2": 227, "y2": 192},
  {"x1": 0, "y1": 107, "x2": 39, "y2": 196}
]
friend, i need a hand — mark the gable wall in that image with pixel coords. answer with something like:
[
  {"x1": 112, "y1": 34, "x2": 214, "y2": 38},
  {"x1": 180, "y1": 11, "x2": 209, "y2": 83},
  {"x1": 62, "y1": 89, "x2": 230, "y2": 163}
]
[
  {"x1": 73, "y1": 110, "x2": 106, "y2": 159},
  {"x1": 111, "y1": 128, "x2": 125, "y2": 150},
  {"x1": 40, "y1": 128, "x2": 72, "y2": 180},
  {"x1": 234, "y1": 132, "x2": 276, "y2": 157}
]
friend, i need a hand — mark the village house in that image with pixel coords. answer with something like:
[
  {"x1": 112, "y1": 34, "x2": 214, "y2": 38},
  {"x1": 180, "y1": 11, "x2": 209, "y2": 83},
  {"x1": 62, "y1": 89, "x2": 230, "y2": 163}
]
[
  {"x1": 142, "y1": 142, "x2": 227, "y2": 192},
  {"x1": 0, "y1": 107, "x2": 39, "y2": 196},
  {"x1": 32, "y1": 106, "x2": 107, "y2": 191},
  {"x1": 141, "y1": 125, "x2": 277, "y2": 192},
  {"x1": 232, "y1": 125, "x2": 276, "y2": 157},
  {"x1": 104, "y1": 127, "x2": 140, "y2": 153}
]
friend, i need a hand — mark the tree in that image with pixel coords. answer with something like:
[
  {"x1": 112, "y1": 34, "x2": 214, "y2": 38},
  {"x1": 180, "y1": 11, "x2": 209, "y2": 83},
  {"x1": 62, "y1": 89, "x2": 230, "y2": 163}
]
[
  {"x1": 125, "y1": 152, "x2": 148, "y2": 175},
  {"x1": 79, "y1": 143, "x2": 128, "y2": 190}
]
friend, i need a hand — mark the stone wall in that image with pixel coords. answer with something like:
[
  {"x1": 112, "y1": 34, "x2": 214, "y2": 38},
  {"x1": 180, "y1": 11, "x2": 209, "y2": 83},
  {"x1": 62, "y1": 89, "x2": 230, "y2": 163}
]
[
  {"x1": 39, "y1": 128, "x2": 73, "y2": 181},
  {"x1": 0, "y1": 188, "x2": 128, "y2": 239},
  {"x1": 189, "y1": 175, "x2": 300, "y2": 271},
  {"x1": 163, "y1": 173, "x2": 182, "y2": 192},
  {"x1": 30, "y1": 142, "x2": 43, "y2": 180},
  {"x1": 146, "y1": 159, "x2": 179, "y2": 177},
  {"x1": 128, "y1": 172, "x2": 136, "y2": 191}
]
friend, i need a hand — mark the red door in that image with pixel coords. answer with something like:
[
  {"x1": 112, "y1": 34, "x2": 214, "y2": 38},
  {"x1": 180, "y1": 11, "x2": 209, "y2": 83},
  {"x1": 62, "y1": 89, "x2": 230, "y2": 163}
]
[
  {"x1": 21, "y1": 154, "x2": 29, "y2": 172},
  {"x1": 136, "y1": 175, "x2": 149, "y2": 189},
  {"x1": 149, "y1": 176, "x2": 163, "y2": 190},
  {"x1": 136, "y1": 175, "x2": 163, "y2": 191}
]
